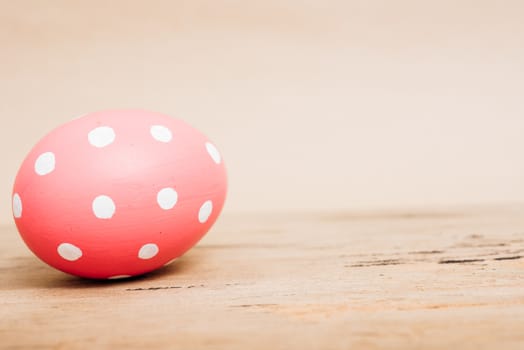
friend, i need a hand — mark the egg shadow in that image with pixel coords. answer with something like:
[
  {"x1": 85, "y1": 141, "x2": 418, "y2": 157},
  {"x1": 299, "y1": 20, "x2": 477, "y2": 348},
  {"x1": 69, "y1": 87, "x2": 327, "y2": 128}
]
[
  {"x1": 53, "y1": 258, "x2": 193, "y2": 289},
  {"x1": 5, "y1": 254, "x2": 195, "y2": 290}
]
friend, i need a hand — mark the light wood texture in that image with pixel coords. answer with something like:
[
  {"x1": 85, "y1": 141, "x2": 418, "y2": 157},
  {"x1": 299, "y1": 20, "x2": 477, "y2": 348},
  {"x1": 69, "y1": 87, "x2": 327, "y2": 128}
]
[{"x1": 1, "y1": 206, "x2": 524, "y2": 349}]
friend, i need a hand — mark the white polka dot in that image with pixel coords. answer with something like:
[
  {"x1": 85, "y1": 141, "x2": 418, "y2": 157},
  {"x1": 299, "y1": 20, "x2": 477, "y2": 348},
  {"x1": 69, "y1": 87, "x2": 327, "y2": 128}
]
[
  {"x1": 205, "y1": 142, "x2": 221, "y2": 164},
  {"x1": 164, "y1": 258, "x2": 178, "y2": 266},
  {"x1": 12, "y1": 193, "x2": 22, "y2": 218},
  {"x1": 88, "y1": 126, "x2": 116, "y2": 148},
  {"x1": 198, "y1": 200, "x2": 213, "y2": 223},
  {"x1": 156, "y1": 188, "x2": 178, "y2": 210},
  {"x1": 138, "y1": 243, "x2": 159, "y2": 259},
  {"x1": 34, "y1": 152, "x2": 56, "y2": 175},
  {"x1": 150, "y1": 125, "x2": 172, "y2": 143},
  {"x1": 108, "y1": 275, "x2": 131, "y2": 280},
  {"x1": 57, "y1": 243, "x2": 82, "y2": 261},
  {"x1": 92, "y1": 195, "x2": 116, "y2": 219}
]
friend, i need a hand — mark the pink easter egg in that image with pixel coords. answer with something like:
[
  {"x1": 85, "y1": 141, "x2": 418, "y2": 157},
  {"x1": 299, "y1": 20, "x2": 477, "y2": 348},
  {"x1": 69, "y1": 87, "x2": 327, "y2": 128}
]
[{"x1": 12, "y1": 110, "x2": 227, "y2": 279}]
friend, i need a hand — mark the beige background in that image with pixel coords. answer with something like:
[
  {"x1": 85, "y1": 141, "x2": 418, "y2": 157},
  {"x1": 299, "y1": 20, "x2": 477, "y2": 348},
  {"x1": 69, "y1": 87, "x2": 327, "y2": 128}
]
[{"x1": 1, "y1": 0, "x2": 523, "y2": 225}]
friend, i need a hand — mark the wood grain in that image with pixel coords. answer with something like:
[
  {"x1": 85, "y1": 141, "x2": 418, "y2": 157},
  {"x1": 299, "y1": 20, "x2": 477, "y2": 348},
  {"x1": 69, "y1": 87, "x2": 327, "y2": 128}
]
[{"x1": 1, "y1": 206, "x2": 523, "y2": 349}]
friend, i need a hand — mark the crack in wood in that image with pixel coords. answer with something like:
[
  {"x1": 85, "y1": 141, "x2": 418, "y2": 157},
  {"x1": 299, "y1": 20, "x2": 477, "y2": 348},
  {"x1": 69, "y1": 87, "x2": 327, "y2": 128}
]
[
  {"x1": 347, "y1": 253, "x2": 522, "y2": 268},
  {"x1": 408, "y1": 250, "x2": 444, "y2": 255},
  {"x1": 126, "y1": 286, "x2": 182, "y2": 291},
  {"x1": 493, "y1": 255, "x2": 522, "y2": 261},
  {"x1": 439, "y1": 258, "x2": 485, "y2": 264},
  {"x1": 125, "y1": 284, "x2": 205, "y2": 291},
  {"x1": 347, "y1": 259, "x2": 404, "y2": 267},
  {"x1": 231, "y1": 304, "x2": 279, "y2": 308}
]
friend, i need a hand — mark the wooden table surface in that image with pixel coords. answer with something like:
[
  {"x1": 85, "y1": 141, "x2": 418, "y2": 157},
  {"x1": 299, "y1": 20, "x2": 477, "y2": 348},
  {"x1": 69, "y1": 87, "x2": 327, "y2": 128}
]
[{"x1": 1, "y1": 206, "x2": 523, "y2": 349}]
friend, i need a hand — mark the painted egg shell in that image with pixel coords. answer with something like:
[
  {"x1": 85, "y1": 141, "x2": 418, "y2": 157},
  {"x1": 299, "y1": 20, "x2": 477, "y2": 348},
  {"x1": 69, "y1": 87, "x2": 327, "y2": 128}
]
[{"x1": 12, "y1": 110, "x2": 227, "y2": 279}]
